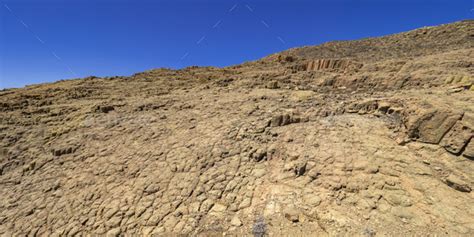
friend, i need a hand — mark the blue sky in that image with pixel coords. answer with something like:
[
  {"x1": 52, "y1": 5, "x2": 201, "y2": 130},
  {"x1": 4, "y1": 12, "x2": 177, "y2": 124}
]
[{"x1": 0, "y1": 0, "x2": 472, "y2": 89}]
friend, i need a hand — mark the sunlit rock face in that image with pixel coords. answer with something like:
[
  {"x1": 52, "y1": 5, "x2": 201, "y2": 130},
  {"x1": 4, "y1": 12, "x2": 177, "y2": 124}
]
[{"x1": 0, "y1": 20, "x2": 473, "y2": 236}]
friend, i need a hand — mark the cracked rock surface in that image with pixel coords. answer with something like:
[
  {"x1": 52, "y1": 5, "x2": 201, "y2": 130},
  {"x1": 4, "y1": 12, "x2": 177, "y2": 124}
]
[{"x1": 1, "y1": 20, "x2": 473, "y2": 236}]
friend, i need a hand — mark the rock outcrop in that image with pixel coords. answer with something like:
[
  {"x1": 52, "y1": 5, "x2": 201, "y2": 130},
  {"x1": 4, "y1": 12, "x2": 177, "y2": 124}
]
[
  {"x1": 0, "y1": 20, "x2": 473, "y2": 236},
  {"x1": 305, "y1": 59, "x2": 363, "y2": 72},
  {"x1": 290, "y1": 59, "x2": 363, "y2": 73},
  {"x1": 345, "y1": 99, "x2": 474, "y2": 159},
  {"x1": 407, "y1": 109, "x2": 463, "y2": 144},
  {"x1": 440, "y1": 115, "x2": 473, "y2": 155}
]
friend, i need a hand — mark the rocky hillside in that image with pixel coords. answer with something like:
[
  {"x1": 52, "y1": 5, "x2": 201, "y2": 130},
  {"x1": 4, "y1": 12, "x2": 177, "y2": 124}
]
[
  {"x1": 0, "y1": 20, "x2": 473, "y2": 236},
  {"x1": 272, "y1": 20, "x2": 473, "y2": 61}
]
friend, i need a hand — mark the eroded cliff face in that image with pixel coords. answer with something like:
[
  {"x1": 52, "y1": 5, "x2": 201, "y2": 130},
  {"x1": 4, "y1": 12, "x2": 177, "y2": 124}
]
[{"x1": 0, "y1": 20, "x2": 473, "y2": 236}]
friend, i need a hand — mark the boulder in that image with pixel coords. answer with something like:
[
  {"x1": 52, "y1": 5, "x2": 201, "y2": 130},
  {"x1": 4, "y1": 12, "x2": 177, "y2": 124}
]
[
  {"x1": 407, "y1": 109, "x2": 463, "y2": 144},
  {"x1": 251, "y1": 148, "x2": 267, "y2": 162},
  {"x1": 463, "y1": 140, "x2": 474, "y2": 159},
  {"x1": 283, "y1": 207, "x2": 300, "y2": 223},
  {"x1": 294, "y1": 161, "x2": 307, "y2": 176},
  {"x1": 270, "y1": 113, "x2": 301, "y2": 127},
  {"x1": 266, "y1": 81, "x2": 279, "y2": 89},
  {"x1": 445, "y1": 174, "x2": 471, "y2": 192},
  {"x1": 440, "y1": 116, "x2": 473, "y2": 155},
  {"x1": 231, "y1": 216, "x2": 243, "y2": 226},
  {"x1": 96, "y1": 105, "x2": 114, "y2": 113}
]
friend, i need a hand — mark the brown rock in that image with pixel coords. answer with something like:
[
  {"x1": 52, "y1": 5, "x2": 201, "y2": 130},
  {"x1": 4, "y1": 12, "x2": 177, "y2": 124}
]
[
  {"x1": 96, "y1": 105, "x2": 115, "y2": 113},
  {"x1": 463, "y1": 140, "x2": 474, "y2": 159},
  {"x1": 106, "y1": 227, "x2": 121, "y2": 237},
  {"x1": 266, "y1": 81, "x2": 279, "y2": 89},
  {"x1": 270, "y1": 113, "x2": 301, "y2": 127},
  {"x1": 407, "y1": 109, "x2": 463, "y2": 144},
  {"x1": 445, "y1": 174, "x2": 471, "y2": 192},
  {"x1": 231, "y1": 216, "x2": 242, "y2": 226},
  {"x1": 440, "y1": 120, "x2": 473, "y2": 155},
  {"x1": 284, "y1": 208, "x2": 300, "y2": 223}
]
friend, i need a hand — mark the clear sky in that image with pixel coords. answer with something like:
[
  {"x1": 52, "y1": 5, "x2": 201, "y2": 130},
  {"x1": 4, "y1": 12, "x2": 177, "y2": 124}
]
[{"x1": 0, "y1": 0, "x2": 472, "y2": 89}]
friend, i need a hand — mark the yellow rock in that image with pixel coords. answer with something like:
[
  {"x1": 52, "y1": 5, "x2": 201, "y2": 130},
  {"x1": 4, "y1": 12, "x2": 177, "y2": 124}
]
[
  {"x1": 453, "y1": 75, "x2": 463, "y2": 84},
  {"x1": 445, "y1": 75, "x2": 454, "y2": 84},
  {"x1": 460, "y1": 75, "x2": 473, "y2": 85},
  {"x1": 290, "y1": 90, "x2": 314, "y2": 102}
]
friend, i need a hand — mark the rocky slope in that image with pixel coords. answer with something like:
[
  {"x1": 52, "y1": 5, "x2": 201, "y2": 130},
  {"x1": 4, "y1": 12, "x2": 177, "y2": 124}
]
[{"x1": 0, "y1": 20, "x2": 473, "y2": 236}]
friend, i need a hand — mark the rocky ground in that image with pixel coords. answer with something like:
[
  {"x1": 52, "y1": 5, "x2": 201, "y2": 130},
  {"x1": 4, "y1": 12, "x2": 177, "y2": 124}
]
[{"x1": 0, "y1": 20, "x2": 473, "y2": 236}]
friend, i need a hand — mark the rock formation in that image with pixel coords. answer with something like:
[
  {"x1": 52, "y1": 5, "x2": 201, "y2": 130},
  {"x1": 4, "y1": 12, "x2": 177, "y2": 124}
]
[{"x1": 0, "y1": 20, "x2": 473, "y2": 236}]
